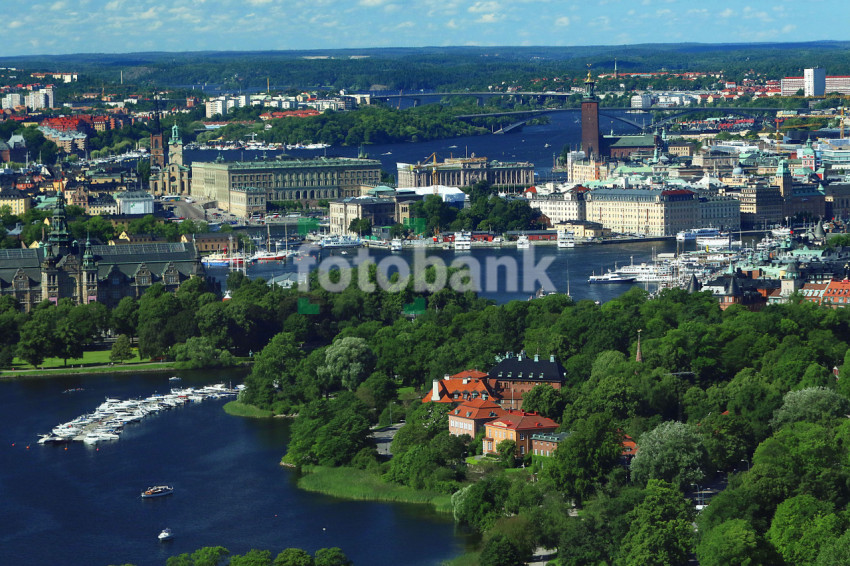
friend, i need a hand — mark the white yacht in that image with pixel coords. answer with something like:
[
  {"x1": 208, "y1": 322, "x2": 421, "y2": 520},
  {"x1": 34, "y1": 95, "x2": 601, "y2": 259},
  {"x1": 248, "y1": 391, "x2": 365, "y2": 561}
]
[
  {"x1": 676, "y1": 227, "x2": 721, "y2": 242},
  {"x1": 557, "y1": 231, "x2": 576, "y2": 248},
  {"x1": 453, "y1": 231, "x2": 472, "y2": 251},
  {"x1": 516, "y1": 235, "x2": 531, "y2": 249},
  {"x1": 158, "y1": 528, "x2": 174, "y2": 541},
  {"x1": 390, "y1": 238, "x2": 403, "y2": 252}
]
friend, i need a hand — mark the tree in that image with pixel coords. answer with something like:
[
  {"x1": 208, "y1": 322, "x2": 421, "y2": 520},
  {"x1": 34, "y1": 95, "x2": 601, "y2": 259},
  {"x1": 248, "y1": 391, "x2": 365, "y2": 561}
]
[
  {"x1": 347, "y1": 217, "x2": 371, "y2": 236},
  {"x1": 241, "y1": 332, "x2": 304, "y2": 408},
  {"x1": 545, "y1": 413, "x2": 623, "y2": 506},
  {"x1": 770, "y1": 387, "x2": 850, "y2": 430},
  {"x1": 111, "y1": 296, "x2": 139, "y2": 342},
  {"x1": 520, "y1": 384, "x2": 564, "y2": 419},
  {"x1": 273, "y1": 548, "x2": 314, "y2": 566},
  {"x1": 767, "y1": 494, "x2": 844, "y2": 565},
  {"x1": 497, "y1": 439, "x2": 517, "y2": 467},
  {"x1": 479, "y1": 533, "x2": 524, "y2": 566},
  {"x1": 312, "y1": 547, "x2": 351, "y2": 566},
  {"x1": 170, "y1": 336, "x2": 236, "y2": 369},
  {"x1": 696, "y1": 519, "x2": 762, "y2": 566},
  {"x1": 110, "y1": 334, "x2": 134, "y2": 363},
  {"x1": 316, "y1": 336, "x2": 376, "y2": 394},
  {"x1": 816, "y1": 529, "x2": 850, "y2": 566},
  {"x1": 617, "y1": 479, "x2": 695, "y2": 566},
  {"x1": 630, "y1": 421, "x2": 711, "y2": 490},
  {"x1": 229, "y1": 550, "x2": 272, "y2": 566},
  {"x1": 16, "y1": 305, "x2": 57, "y2": 367}
]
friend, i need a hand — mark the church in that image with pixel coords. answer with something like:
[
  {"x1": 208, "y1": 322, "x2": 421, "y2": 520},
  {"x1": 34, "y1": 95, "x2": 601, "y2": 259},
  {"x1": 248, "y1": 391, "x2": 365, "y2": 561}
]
[
  {"x1": 0, "y1": 194, "x2": 205, "y2": 311},
  {"x1": 148, "y1": 123, "x2": 191, "y2": 195}
]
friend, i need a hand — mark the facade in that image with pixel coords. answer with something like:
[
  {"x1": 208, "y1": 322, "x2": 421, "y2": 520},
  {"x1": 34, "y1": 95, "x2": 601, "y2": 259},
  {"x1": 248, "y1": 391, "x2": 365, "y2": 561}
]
[
  {"x1": 482, "y1": 410, "x2": 559, "y2": 458},
  {"x1": 0, "y1": 196, "x2": 205, "y2": 311},
  {"x1": 584, "y1": 188, "x2": 699, "y2": 237},
  {"x1": 528, "y1": 190, "x2": 586, "y2": 224},
  {"x1": 149, "y1": 124, "x2": 191, "y2": 195},
  {"x1": 115, "y1": 191, "x2": 154, "y2": 215},
  {"x1": 448, "y1": 399, "x2": 506, "y2": 438},
  {"x1": 485, "y1": 353, "x2": 566, "y2": 411},
  {"x1": 191, "y1": 158, "x2": 381, "y2": 215},
  {"x1": 804, "y1": 67, "x2": 826, "y2": 97},
  {"x1": 735, "y1": 185, "x2": 784, "y2": 230},
  {"x1": 229, "y1": 186, "x2": 267, "y2": 218},
  {"x1": 531, "y1": 431, "x2": 571, "y2": 458},
  {"x1": 781, "y1": 74, "x2": 850, "y2": 96},
  {"x1": 329, "y1": 196, "x2": 397, "y2": 236},
  {"x1": 396, "y1": 157, "x2": 533, "y2": 191},
  {"x1": 0, "y1": 188, "x2": 32, "y2": 215},
  {"x1": 698, "y1": 195, "x2": 741, "y2": 231}
]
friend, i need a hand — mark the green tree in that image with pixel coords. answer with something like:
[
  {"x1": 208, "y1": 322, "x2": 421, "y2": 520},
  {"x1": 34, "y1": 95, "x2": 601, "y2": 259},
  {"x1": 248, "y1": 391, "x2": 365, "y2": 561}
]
[
  {"x1": 16, "y1": 305, "x2": 57, "y2": 367},
  {"x1": 316, "y1": 336, "x2": 376, "y2": 394},
  {"x1": 767, "y1": 494, "x2": 844, "y2": 565},
  {"x1": 110, "y1": 334, "x2": 134, "y2": 363},
  {"x1": 695, "y1": 519, "x2": 762, "y2": 566},
  {"x1": 816, "y1": 529, "x2": 850, "y2": 566},
  {"x1": 630, "y1": 421, "x2": 711, "y2": 490},
  {"x1": 617, "y1": 479, "x2": 695, "y2": 566},
  {"x1": 170, "y1": 336, "x2": 235, "y2": 369},
  {"x1": 479, "y1": 533, "x2": 524, "y2": 566},
  {"x1": 110, "y1": 296, "x2": 139, "y2": 342},
  {"x1": 274, "y1": 548, "x2": 314, "y2": 566},
  {"x1": 229, "y1": 550, "x2": 272, "y2": 566},
  {"x1": 497, "y1": 439, "x2": 517, "y2": 467},
  {"x1": 241, "y1": 332, "x2": 304, "y2": 408},
  {"x1": 312, "y1": 547, "x2": 351, "y2": 566},
  {"x1": 519, "y1": 384, "x2": 564, "y2": 419},
  {"x1": 347, "y1": 217, "x2": 372, "y2": 236},
  {"x1": 770, "y1": 387, "x2": 850, "y2": 430}
]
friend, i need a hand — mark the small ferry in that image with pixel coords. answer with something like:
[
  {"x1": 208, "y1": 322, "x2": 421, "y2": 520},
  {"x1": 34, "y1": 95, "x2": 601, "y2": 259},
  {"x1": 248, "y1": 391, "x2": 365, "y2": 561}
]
[
  {"x1": 319, "y1": 235, "x2": 362, "y2": 249},
  {"x1": 676, "y1": 227, "x2": 721, "y2": 242},
  {"x1": 557, "y1": 231, "x2": 576, "y2": 249},
  {"x1": 453, "y1": 231, "x2": 472, "y2": 251},
  {"x1": 141, "y1": 485, "x2": 174, "y2": 499}
]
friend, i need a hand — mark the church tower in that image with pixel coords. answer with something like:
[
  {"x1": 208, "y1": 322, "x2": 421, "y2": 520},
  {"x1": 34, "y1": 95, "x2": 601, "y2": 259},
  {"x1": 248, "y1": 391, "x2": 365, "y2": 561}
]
[
  {"x1": 581, "y1": 69, "x2": 601, "y2": 158},
  {"x1": 168, "y1": 123, "x2": 183, "y2": 168},
  {"x1": 775, "y1": 158, "x2": 793, "y2": 198}
]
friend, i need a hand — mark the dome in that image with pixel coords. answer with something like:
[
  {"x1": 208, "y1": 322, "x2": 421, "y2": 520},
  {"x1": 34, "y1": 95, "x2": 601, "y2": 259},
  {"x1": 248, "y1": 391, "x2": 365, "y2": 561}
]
[{"x1": 733, "y1": 166, "x2": 743, "y2": 175}]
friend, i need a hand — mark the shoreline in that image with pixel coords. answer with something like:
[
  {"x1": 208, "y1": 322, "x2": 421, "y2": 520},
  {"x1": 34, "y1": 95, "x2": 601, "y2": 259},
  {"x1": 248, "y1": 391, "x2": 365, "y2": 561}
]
[{"x1": 0, "y1": 362, "x2": 178, "y2": 381}]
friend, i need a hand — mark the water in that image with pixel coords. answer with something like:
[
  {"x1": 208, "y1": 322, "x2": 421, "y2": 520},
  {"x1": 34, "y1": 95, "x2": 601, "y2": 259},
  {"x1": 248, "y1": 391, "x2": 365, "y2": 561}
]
[
  {"x1": 208, "y1": 240, "x2": 681, "y2": 303},
  {"x1": 0, "y1": 371, "x2": 471, "y2": 566},
  {"x1": 184, "y1": 108, "x2": 642, "y2": 180}
]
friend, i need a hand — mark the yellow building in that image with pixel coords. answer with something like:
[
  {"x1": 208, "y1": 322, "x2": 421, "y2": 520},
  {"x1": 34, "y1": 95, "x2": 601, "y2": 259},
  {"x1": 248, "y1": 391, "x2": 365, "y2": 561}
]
[
  {"x1": 584, "y1": 188, "x2": 698, "y2": 236},
  {"x1": 0, "y1": 188, "x2": 32, "y2": 215}
]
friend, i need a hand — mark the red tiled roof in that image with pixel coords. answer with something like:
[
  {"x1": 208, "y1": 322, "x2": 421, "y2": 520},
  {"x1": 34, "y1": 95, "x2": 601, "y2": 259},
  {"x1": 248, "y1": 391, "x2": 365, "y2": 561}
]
[
  {"x1": 452, "y1": 398, "x2": 506, "y2": 420},
  {"x1": 422, "y1": 369, "x2": 494, "y2": 403},
  {"x1": 486, "y1": 410, "x2": 559, "y2": 431}
]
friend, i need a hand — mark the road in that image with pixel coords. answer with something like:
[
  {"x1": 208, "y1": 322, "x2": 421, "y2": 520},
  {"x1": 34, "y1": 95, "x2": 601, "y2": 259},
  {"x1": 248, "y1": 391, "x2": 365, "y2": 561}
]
[{"x1": 371, "y1": 423, "x2": 403, "y2": 457}]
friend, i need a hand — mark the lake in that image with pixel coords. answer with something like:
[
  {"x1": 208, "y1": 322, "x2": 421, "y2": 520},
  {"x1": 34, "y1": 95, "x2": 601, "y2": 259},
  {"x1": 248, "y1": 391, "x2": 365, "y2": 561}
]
[{"x1": 0, "y1": 371, "x2": 473, "y2": 566}]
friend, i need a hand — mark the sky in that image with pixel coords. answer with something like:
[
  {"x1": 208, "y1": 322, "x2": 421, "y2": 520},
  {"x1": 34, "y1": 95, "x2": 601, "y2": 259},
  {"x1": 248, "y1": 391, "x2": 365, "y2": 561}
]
[{"x1": 4, "y1": 0, "x2": 848, "y2": 57}]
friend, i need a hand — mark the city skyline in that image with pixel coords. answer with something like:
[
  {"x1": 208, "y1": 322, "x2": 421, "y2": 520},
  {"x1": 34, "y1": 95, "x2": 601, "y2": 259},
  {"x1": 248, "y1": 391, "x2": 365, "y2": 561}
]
[{"x1": 3, "y1": 0, "x2": 848, "y2": 57}]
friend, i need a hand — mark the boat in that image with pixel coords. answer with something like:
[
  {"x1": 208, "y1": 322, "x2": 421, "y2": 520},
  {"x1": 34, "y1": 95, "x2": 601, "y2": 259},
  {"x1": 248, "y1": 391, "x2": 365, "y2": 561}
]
[
  {"x1": 696, "y1": 234, "x2": 743, "y2": 249},
  {"x1": 319, "y1": 235, "x2": 362, "y2": 249},
  {"x1": 588, "y1": 271, "x2": 637, "y2": 284},
  {"x1": 557, "y1": 231, "x2": 576, "y2": 249},
  {"x1": 676, "y1": 227, "x2": 721, "y2": 242},
  {"x1": 158, "y1": 528, "x2": 173, "y2": 541},
  {"x1": 390, "y1": 238, "x2": 403, "y2": 252},
  {"x1": 141, "y1": 485, "x2": 174, "y2": 498},
  {"x1": 771, "y1": 227, "x2": 792, "y2": 238},
  {"x1": 453, "y1": 231, "x2": 472, "y2": 251},
  {"x1": 614, "y1": 256, "x2": 674, "y2": 282},
  {"x1": 201, "y1": 252, "x2": 251, "y2": 268},
  {"x1": 516, "y1": 235, "x2": 531, "y2": 249},
  {"x1": 168, "y1": 376, "x2": 181, "y2": 382}
]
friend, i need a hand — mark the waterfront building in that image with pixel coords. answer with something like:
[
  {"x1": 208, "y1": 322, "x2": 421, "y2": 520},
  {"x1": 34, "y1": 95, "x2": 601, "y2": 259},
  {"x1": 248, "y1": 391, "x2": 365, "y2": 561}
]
[
  {"x1": 527, "y1": 188, "x2": 587, "y2": 224},
  {"x1": 0, "y1": 195, "x2": 204, "y2": 311},
  {"x1": 190, "y1": 157, "x2": 381, "y2": 215},
  {"x1": 329, "y1": 196, "x2": 397, "y2": 236},
  {"x1": 396, "y1": 156, "x2": 533, "y2": 191},
  {"x1": 115, "y1": 191, "x2": 154, "y2": 215},
  {"x1": 733, "y1": 184, "x2": 784, "y2": 230},
  {"x1": 584, "y1": 188, "x2": 698, "y2": 237},
  {"x1": 697, "y1": 194, "x2": 741, "y2": 231}
]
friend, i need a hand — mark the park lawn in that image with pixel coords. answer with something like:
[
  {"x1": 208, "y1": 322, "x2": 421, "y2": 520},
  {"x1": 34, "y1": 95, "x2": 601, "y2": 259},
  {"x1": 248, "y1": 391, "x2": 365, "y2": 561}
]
[
  {"x1": 10, "y1": 348, "x2": 144, "y2": 369},
  {"x1": 223, "y1": 401, "x2": 274, "y2": 418},
  {"x1": 296, "y1": 465, "x2": 453, "y2": 513}
]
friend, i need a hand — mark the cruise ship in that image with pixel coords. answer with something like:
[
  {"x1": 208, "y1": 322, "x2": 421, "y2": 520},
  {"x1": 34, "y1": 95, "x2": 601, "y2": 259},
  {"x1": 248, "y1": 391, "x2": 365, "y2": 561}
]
[
  {"x1": 453, "y1": 231, "x2": 472, "y2": 251},
  {"x1": 676, "y1": 227, "x2": 721, "y2": 242}
]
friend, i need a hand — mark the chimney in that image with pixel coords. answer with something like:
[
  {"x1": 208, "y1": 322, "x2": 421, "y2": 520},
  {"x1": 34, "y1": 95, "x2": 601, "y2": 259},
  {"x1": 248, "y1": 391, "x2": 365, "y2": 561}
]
[
  {"x1": 534, "y1": 354, "x2": 539, "y2": 362},
  {"x1": 549, "y1": 354, "x2": 555, "y2": 362},
  {"x1": 431, "y1": 379, "x2": 440, "y2": 401}
]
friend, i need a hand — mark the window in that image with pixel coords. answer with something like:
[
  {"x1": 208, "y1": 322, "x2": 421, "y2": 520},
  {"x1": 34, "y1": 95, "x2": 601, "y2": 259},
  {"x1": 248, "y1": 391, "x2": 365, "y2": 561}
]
[{"x1": 519, "y1": 433, "x2": 525, "y2": 440}]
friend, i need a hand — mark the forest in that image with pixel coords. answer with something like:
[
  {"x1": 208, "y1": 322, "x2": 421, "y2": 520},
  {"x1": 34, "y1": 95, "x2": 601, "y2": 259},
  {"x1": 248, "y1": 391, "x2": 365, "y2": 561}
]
[{"x1": 6, "y1": 258, "x2": 850, "y2": 563}]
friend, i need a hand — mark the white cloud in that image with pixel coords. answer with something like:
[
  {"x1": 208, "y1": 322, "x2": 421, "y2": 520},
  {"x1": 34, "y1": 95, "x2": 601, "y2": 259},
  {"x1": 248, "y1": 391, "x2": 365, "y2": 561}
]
[
  {"x1": 719, "y1": 8, "x2": 734, "y2": 17},
  {"x1": 246, "y1": 0, "x2": 273, "y2": 5},
  {"x1": 50, "y1": 1, "x2": 67, "y2": 10},
  {"x1": 469, "y1": 1, "x2": 500, "y2": 13},
  {"x1": 476, "y1": 13, "x2": 503, "y2": 23},
  {"x1": 8, "y1": 20, "x2": 24, "y2": 28},
  {"x1": 555, "y1": 16, "x2": 570, "y2": 26},
  {"x1": 447, "y1": 18, "x2": 458, "y2": 29},
  {"x1": 359, "y1": 0, "x2": 388, "y2": 6},
  {"x1": 781, "y1": 24, "x2": 796, "y2": 33},
  {"x1": 104, "y1": 0, "x2": 121, "y2": 10},
  {"x1": 395, "y1": 20, "x2": 414, "y2": 29}
]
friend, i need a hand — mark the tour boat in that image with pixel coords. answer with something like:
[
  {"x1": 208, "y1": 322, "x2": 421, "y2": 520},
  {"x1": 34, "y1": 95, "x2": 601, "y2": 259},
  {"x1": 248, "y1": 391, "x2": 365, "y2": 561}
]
[
  {"x1": 141, "y1": 485, "x2": 174, "y2": 499},
  {"x1": 453, "y1": 231, "x2": 472, "y2": 251},
  {"x1": 557, "y1": 231, "x2": 576, "y2": 248},
  {"x1": 588, "y1": 271, "x2": 637, "y2": 284},
  {"x1": 158, "y1": 528, "x2": 174, "y2": 541},
  {"x1": 676, "y1": 227, "x2": 721, "y2": 242},
  {"x1": 319, "y1": 235, "x2": 362, "y2": 249}
]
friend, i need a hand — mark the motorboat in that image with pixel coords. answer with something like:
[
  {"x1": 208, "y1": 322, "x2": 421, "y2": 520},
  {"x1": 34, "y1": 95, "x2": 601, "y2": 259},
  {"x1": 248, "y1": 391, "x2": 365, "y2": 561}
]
[
  {"x1": 390, "y1": 238, "x2": 403, "y2": 252},
  {"x1": 453, "y1": 231, "x2": 472, "y2": 251},
  {"x1": 676, "y1": 227, "x2": 721, "y2": 242},
  {"x1": 141, "y1": 485, "x2": 174, "y2": 498},
  {"x1": 516, "y1": 235, "x2": 531, "y2": 249},
  {"x1": 158, "y1": 528, "x2": 174, "y2": 541},
  {"x1": 588, "y1": 271, "x2": 637, "y2": 284},
  {"x1": 169, "y1": 376, "x2": 181, "y2": 382}
]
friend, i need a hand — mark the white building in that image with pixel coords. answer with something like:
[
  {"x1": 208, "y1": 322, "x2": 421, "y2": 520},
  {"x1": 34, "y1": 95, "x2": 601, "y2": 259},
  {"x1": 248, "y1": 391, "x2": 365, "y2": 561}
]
[
  {"x1": 115, "y1": 191, "x2": 155, "y2": 215},
  {"x1": 631, "y1": 94, "x2": 653, "y2": 108},
  {"x1": 1, "y1": 93, "x2": 23, "y2": 110},
  {"x1": 528, "y1": 190, "x2": 586, "y2": 224},
  {"x1": 804, "y1": 67, "x2": 826, "y2": 97}
]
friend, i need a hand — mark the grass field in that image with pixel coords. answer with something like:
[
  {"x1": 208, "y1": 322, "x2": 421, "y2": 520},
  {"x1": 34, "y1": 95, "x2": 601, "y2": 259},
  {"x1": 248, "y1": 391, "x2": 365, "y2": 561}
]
[
  {"x1": 296, "y1": 465, "x2": 453, "y2": 513},
  {"x1": 0, "y1": 348, "x2": 178, "y2": 378},
  {"x1": 223, "y1": 401, "x2": 274, "y2": 418}
]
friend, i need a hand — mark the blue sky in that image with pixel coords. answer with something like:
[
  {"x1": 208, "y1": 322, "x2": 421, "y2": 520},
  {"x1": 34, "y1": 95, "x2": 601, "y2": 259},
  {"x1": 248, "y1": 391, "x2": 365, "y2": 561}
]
[{"x1": 4, "y1": 0, "x2": 847, "y2": 56}]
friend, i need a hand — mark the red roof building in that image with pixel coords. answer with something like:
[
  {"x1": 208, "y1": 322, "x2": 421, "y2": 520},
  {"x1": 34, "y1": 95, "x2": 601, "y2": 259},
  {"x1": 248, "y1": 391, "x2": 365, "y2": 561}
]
[
  {"x1": 448, "y1": 398, "x2": 506, "y2": 438},
  {"x1": 422, "y1": 369, "x2": 494, "y2": 404},
  {"x1": 482, "y1": 410, "x2": 559, "y2": 458}
]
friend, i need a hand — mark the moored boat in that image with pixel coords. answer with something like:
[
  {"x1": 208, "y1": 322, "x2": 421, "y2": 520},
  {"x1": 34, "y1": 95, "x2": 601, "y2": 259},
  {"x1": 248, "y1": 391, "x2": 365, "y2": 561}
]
[{"x1": 588, "y1": 271, "x2": 637, "y2": 284}]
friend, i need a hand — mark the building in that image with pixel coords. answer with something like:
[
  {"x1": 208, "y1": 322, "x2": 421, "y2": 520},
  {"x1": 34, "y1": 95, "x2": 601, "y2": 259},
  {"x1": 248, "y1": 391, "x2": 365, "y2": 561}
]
[
  {"x1": 228, "y1": 186, "x2": 266, "y2": 218},
  {"x1": 734, "y1": 185, "x2": 784, "y2": 230},
  {"x1": 423, "y1": 370, "x2": 495, "y2": 404},
  {"x1": 190, "y1": 157, "x2": 382, "y2": 215},
  {"x1": 485, "y1": 352, "x2": 566, "y2": 411},
  {"x1": 531, "y1": 431, "x2": 571, "y2": 458},
  {"x1": 0, "y1": 188, "x2": 32, "y2": 215},
  {"x1": 149, "y1": 124, "x2": 191, "y2": 196},
  {"x1": 584, "y1": 188, "x2": 698, "y2": 237},
  {"x1": 804, "y1": 68, "x2": 826, "y2": 97},
  {"x1": 397, "y1": 156, "x2": 533, "y2": 191},
  {"x1": 0, "y1": 195, "x2": 205, "y2": 310},
  {"x1": 482, "y1": 410, "x2": 559, "y2": 458},
  {"x1": 329, "y1": 196, "x2": 397, "y2": 236},
  {"x1": 527, "y1": 189, "x2": 586, "y2": 224},
  {"x1": 781, "y1": 73, "x2": 850, "y2": 96},
  {"x1": 581, "y1": 72, "x2": 601, "y2": 158},
  {"x1": 448, "y1": 398, "x2": 506, "y2": 438},
  {"x1": 698, "y1": 195, "x2": 741, "y2": 231},
  {"x1": 115, "y1": 191, "x2": 154, "y2": 215}
]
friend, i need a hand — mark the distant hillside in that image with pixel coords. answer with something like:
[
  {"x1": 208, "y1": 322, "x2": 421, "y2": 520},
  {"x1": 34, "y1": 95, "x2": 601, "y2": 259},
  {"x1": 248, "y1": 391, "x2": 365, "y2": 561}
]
[{"x1": 2, "y1": 42, "x2": 848, "y2": 93}]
